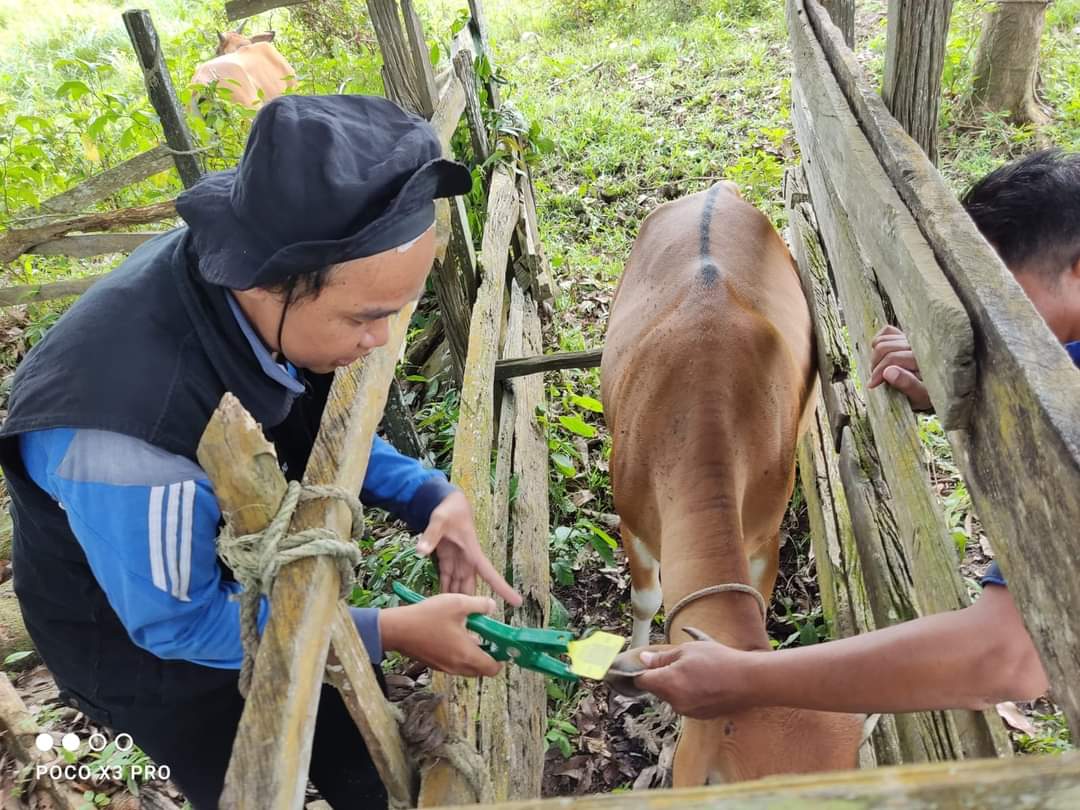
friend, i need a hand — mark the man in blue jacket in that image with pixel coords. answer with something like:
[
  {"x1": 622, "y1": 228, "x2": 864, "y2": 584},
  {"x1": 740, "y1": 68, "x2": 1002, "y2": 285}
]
[
  {"x1": 0, "y1": 94, "x2": 520, "y2": 807},
  {"x1": 630, "y1": 149, "x2": 1079, "y2": 718}
]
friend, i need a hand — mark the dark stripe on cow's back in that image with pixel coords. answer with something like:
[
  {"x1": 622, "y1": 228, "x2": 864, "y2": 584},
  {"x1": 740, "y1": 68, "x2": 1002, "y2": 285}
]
[{"x1": 698, "y1": 184, "x2": 724, "y2": 288}]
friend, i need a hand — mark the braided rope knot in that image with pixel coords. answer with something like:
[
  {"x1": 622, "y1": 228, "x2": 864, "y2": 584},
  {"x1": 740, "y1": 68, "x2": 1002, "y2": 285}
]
[{"x1": 216, "y1": 480, "x2": 365, "y2": 696}]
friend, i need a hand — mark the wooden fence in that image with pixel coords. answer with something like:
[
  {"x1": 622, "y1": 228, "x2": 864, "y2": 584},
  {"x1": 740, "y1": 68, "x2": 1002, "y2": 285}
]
[
  {"x1": 180, "y1": 0, "x2": 557, "y2": 806},
  {"x1": 0, "y1": 8, "x2": 203, "y2": 307},
  {"x1": 787, "y1": 0, "x2": 1080, "y2": 769}
]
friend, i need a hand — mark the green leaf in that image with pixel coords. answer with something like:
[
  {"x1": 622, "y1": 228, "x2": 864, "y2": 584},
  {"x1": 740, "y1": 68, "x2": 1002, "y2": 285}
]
[
  {"x1": 569, "y1": 394, "x2": 603, "y2": 413},
  {"x1": 14, "y1": 115, "x2": 48, "y2": 133},
  {"x1": 450, "y1": 12, "x2": 470, "y2": 36},
  {"x1": 553, "y1": 525, "x2": 573, "y2": 544},
  {"x1": 429, "y1": 41, "x2": 441, "y2": 67},
  {"x1": 551, "y1": 453, "x2": 576, "y2": 478},
  {"x1": 558, "y1": 414, "x2": 596, "y2": 438},
  {"x1": 590, "y1": 534, "x2": 616, "y2": 566},
  {"x1": 552, "y1": 560, "x2": 575, "y2": 587},
  {"x1": 549, "y1": 593, "x2": 571, "y2": 629},
  {"x1": 56, "y1": 80, "x2": 90, "y2": 101},
  {"x1": 798, "y1": 622, "x2": 820, "y2": 646},
  {"x1": 87, "y1": 112, "x2": 117, "y2": 139},
  {"x1": 3, "y1": 650, "x2": 32, "y2": 666},
  {"x1": 589, "y1": 524, "x2": 617, "y2": 549}
]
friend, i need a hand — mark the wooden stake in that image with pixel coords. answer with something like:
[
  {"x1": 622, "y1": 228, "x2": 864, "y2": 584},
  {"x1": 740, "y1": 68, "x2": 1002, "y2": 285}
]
[{"x1": 122, "y1": 10, "x2": 203, "y2": 188}]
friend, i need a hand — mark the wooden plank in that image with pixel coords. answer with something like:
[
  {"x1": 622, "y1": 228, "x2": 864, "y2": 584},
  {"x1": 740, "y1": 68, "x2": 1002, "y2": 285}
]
[
  {"x1": 0, "y1": 273, "x2": 107, "y2": 308},
  {"x1": 466, "y1": 0, "x2": 500, "y2": 108},
  {"x1": 405, "y1": 314, "x2": 444, "y2": 369},
  {"x1": 226, "y1": 0, "x2": 308, "y2": 21},
  {"x1": 401, "y1": 0, "x2": 438, "y2": 117},
  {"x1": 431, "y1": 190, "x2": 473, "y2": 386},
  {"x1": 28, "y1": 232, "x2": 160, "y2": 258},
  {"x1": 122, "y1": 10, "x2": 203, "y2": 188},
  {"x1": 786, "y1": 32, "x2": 1007, "y2": 760},
  {"x1": 516, "y1": 170, "x2": 555, "y2": 302},
  {"x1": 506, "y1": 288, "x2": 549, "y2": 797},
  {"x1": 427, "y1": 76, "x2": 472, "y2": 386},
  {"x1": 452, "y1": 28, "x2": 490, "y2": 164},
  {"x1": 202, "y1": 303, "x2": 417, "y2": 808},
  {"x1": 797, "y1": 408, "x2": 901, "y2": 768},
  {"x1": 437, "y1": 752, "x2": 1080, "y2": 809},
  {"x1": 382, "y1": 378, "x2": 425, "y2": 459},
  {"x1": 367, "y1": 0, "x2": 426, "y2": 115},
  {"x1": 0, "y1": 199, "x2": 176, "y2": 262},
  {"x1": 420, "y1": 166, "x2": 519, "y2": 807},
  {"x1": 14, "y1": 145, "x2": 173, "y2": 228},
  {"x1": 786, "y1": 165, "x2": 968, "y2": 763},
  {"x1": 491, "y1": 282, "x2": 524, "y2": 571},
  {"x1": 327, "y1": 601, "x2": 417, "y2": 805},
  {"x1": 803, "y1": 0, "x2": 1080, "y2": 740},
  {"x1": 494, "y1": 348, "x2": 603, "y2": 380},
  {"x1": 478, "y1": 280, "x2": 523, "y2": 803},
  {"x1": 785, "y1": 4, "x2": 973, "y2": 431},
  {"x1": 431, "y1": 74, "x2": 467, "y2": 154},
  {"x1": 0, "y1": 675, "x2": 85, "y2": 809}
]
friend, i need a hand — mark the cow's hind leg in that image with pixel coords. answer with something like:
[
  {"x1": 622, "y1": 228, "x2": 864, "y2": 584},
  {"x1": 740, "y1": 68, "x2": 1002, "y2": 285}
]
[
  {"x1": 623, "y1": 524, "x2": 662, "y2": 649},
  {"x1": 747, "y1": 535, "x2": 781, "y2": 606}
]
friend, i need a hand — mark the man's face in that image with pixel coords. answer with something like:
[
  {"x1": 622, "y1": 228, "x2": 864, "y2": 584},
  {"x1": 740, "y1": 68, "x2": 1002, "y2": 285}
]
[
  {"x1": 1014, "y1": 258, "x2": 1080, "y2": 345},
  {"x1": 274, "y1": 227, "x2": 436, "y2": 374}
]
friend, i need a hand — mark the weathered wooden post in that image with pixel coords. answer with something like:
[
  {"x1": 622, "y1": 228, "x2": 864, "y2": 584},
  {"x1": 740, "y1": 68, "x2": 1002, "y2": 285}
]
[
  {"x1": 820, "y1": 0, "x2": 855, "y2": 47},
  {"x1": 881, "y1": 0, "x2": 953, "y2": 164},
  {"x1": 787, "y1": 0, "x2": 1009, "y2": 762},
  {"x1": 122, "y1": 9, "x2": 204, "y2": 187},
  {"x1": 225, "y1": 0, "x2": 308, "y2": 21},
  {"x1": 803, "y1": 0, "x2": 1080, "y2": 737}
]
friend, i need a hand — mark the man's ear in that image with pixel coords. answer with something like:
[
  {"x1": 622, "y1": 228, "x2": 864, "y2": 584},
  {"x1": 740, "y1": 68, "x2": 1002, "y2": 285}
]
[{"x1": 249, "y1": 31, "x2": 276, "y2": 44}]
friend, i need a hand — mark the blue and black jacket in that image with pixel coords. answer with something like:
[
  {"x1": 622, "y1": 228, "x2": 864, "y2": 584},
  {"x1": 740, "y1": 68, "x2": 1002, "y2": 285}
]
[{"x1": 0, "y1": 227, "x2": 452, "y2": 719}]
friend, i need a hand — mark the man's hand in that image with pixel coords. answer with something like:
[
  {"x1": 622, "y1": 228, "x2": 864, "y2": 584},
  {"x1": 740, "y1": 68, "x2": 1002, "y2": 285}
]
[
  {"x1": 417, "y1": 490, "x2": 523, "y2": 607},
  {"x1": 379, "y1": 594, "x2": 502, "y2": 677},
  {"x1": 633, "y1": 642, "x2": 761, "y2": 719},
  {"x1": 868, "y1": 325, "x2": 932, "y2": 411}
]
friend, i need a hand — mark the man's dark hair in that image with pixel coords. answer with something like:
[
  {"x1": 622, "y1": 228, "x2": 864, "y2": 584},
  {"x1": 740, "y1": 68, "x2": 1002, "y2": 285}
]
[
  {"x1": 961, "y1": 149, "x2": 1080, "y2": 279},
  {"x1": 263, "y1": 265, "x2": 335, "y2": 304}
]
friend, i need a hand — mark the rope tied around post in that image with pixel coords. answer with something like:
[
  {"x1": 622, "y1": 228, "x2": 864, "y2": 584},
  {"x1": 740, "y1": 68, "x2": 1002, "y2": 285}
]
[
  {"x1": 390, "y1": 692, "x2": 496, "y2": 809},
  {"x1": 216, "y1": 480, "x2": 365, "y2": 696}
]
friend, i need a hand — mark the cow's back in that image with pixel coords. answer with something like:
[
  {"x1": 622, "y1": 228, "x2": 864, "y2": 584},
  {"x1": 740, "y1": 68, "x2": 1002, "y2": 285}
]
[
  {"x1": 601, "y1": 184, "x2": 814, "y2": 548},
  {"x1": 192, "y1": 43, "x2": 296, "y2": 108}
]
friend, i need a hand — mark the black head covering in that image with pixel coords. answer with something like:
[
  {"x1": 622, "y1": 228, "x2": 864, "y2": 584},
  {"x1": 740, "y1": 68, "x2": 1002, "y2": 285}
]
[{"x1": 176, "y1": 94, "x2": 473, "y2": 290}]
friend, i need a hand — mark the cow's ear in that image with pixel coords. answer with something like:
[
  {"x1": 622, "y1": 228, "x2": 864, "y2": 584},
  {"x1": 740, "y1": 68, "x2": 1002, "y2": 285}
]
[{"x1": 250, "y1": 31, "x2": 276, "y2": 43}]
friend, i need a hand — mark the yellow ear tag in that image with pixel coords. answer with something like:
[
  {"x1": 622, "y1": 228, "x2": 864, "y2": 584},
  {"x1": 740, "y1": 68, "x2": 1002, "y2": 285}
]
[{"x1": 566, "y1": 631, "x2": 626, "y2": 680}]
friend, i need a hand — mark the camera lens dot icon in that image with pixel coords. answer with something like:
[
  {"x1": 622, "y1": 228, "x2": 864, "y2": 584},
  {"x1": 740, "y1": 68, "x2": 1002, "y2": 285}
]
[
  {"x1": 35, "y1": 733, "x2": 53, "y2": 752},
  {"x1": 61, "y1": 733, "x2": 81, "y2": 752}
]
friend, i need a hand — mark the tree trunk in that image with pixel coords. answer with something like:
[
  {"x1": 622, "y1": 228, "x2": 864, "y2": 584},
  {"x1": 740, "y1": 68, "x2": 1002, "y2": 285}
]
[
  {"x1": 971, "y1": 0, "x2": 1051, "y2": 126},
  {"x1": 882, "y1": 0, "x2": 954, "y2": 165},
  {"x1": 821, "y1": 0, "x2": 855, "y2": 48}
]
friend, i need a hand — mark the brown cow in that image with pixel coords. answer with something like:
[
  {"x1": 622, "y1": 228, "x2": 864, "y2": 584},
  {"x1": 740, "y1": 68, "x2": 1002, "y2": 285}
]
[
  {"x1": 191, "y1": 27, "x2": 297, "y2": 110},
  {"x1": 600, "y1": 182, "x2": 864, "y2": 786}
]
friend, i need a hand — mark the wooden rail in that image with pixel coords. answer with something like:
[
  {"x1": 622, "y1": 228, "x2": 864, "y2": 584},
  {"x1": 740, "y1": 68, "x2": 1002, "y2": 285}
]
[
  {"x1": 441, "y1": 752, "x2": 1080, "y2": 809},
  {"x1": 123, "y1": 11, "x2": 203, "y2": 187},
  {"x1": 803, "y1": 0, "x2": 1080, "y2": 737}
]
